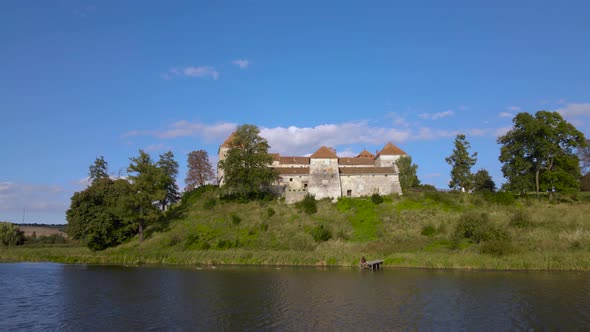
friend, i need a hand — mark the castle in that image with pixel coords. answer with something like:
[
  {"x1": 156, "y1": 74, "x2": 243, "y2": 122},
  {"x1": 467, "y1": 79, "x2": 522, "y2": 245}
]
[{"x1": 218, "y1": 133, "x2": 407, "y2": 203}]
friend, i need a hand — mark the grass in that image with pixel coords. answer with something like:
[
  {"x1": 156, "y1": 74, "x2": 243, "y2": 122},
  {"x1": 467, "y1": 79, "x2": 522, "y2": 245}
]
[{"x1": 3, "y1": 189, "x2": 590, "y2": 271}]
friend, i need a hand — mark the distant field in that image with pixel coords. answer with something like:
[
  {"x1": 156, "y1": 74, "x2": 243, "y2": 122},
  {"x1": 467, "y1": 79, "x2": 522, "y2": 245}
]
[{"x1": 17, "y1": 226, "x2": 67, "y2": 238}]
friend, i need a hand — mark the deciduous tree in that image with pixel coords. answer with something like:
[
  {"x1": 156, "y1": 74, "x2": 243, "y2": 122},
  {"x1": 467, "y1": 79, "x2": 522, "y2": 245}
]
[
  {"x1": 473, "y1": 169, "x2": 496, "y2": 192},
  {"x1": 395, "y1": 156, "x2": 420, "y2": 193},
  {"x1": 218, "y1": 124, "x2": 278, "y2": 198},
  {"x1": 0, "y1": 222, "x2": 25, "y2": 246},
  {"x1": 185, "y1": 149, "x2": 214, "y2": 191},
  {"x1": 445, "y1": 134, "x2": 477, "y2": 191},
  {"x1": 498, "y1": 111, "x2": 586, "y2": 195}
]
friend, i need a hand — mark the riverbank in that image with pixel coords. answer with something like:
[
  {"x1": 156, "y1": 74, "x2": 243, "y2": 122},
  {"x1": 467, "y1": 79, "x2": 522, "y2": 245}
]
[{"x1": 3, "y1": 190, "x2": 590, "y2": 271}]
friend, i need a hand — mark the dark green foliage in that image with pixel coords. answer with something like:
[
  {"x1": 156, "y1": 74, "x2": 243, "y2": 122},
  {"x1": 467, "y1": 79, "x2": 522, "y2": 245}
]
[
  {"x1": 217, "y1": 239, "x2": 242, "y2": 249},
  {"x1": 416, "y1": 184, "x2": 438, "y2": 192},
  {"x1": 371, "y1": 193, "x2": 384, "y2": 205},
  {"x1": 218, "y1": 124, "x2": 278, "y2": 199},
  {"x1": 296, "y1": 194, "x2": 317, "y2": 214},
  {"x1": 480, "y1": 239, "x2": 514, "y2": 256},
  {"x1": 260, "y1": 222, "x2": 269, "y2": 232},
  {"x1": 266, "y1": 207, "x2": 276, "y2": 218},
  {"x1": 395, "y1": 156, "x2": 421, "y2": 192},
  {"x1": 581, "y1": 173, "x2": 590, "y2": 192},
  {"x1": 509, "y1": 210, "x2": 531, "y2": 228},
  {"x1": 309, "y1": 224, "x2": 332, "y2": 242},
  {"x1": 473, "y1": 169, "x2": 496, "y2": 192},
  {"x1": 454, "y1": 211, "x2": 510, "y2": 243},
  {"x1": 446, "y1": 134, "x2": 477, "y2": 191},
  {"x1": 157, "y1": 151, "x2": 180, "y2": 209},
  {"x1": 231, "y1": 213, "x2": 241, "y2": 226},
  {"x1": 498, "y1": 111, "x2": 586, "y2": 195},
  {"x1": 0, "y1": 222, "x2": 25, "y2": 246},
  {"x1": 203, "y1": 198, "x2": 217, "y2": 210},
  {"x1": 26, "y1": 234, "x2": 67, "y2": 245},
  {"x1": 89, "y1": 156, "x2": 109, "y2": 184},
  {"x1": 421, "y1": 225, "x2": 436, "y2": 237},
  {"x1": 483, "y1": 191, "x2": 516, "y2": 205}
]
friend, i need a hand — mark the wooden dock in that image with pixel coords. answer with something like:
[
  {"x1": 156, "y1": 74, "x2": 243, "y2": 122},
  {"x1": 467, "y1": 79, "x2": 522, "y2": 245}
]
[{"x1": 360, "y1": 259, "x2": 383, "y2": 270}]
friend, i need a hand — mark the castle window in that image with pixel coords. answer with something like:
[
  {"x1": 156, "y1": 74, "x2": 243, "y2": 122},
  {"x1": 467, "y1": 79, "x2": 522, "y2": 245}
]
[
  {"x1": 304, "y1": 183, "x2": 308, "y2": 189},
  {"x1": 290, "y1": 178, "x2": 293, "y2": 182},
  {"x1": 347, "y1": 189, "x2": 352, "y2": 197}
]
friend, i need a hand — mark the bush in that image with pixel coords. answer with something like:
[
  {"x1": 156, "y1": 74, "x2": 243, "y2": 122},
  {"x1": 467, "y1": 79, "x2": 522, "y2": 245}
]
[
  {"x1": 260, "y1": 222, "x2": 269, "y2": 232},
  {"x1": 29, "y1": 234, "x2": 67, "y2": 244},
  {"x1": 454, "y1": 211, "x2": 510, "y2": 243},
  {"x1": 485, "y1": 191, "x2": 515, "y2": 205},
  {"x1": 371, "y1": 193, "x2": 384, "y2": 205},
  {"x1": 203, "y1": 198, "x2": 217, "y2": 210},
  {"x1": 421, "y1": 225, "x2": 436, "y2": 237},
  {"x1": 231, "y1": 213, "x2": 241, "y2": 226},
  {"x1": 296, "y1": 194, "x2": 317, "y2": 214},
  {"x1": 266, "y1": 207, "x2": 275, "y2": 218},
  {"x1": 0, "y1": 222, "x2": 25, "y2": 246},
  {"x1": 509, "y1": 210, "x2": 531, "y2": 228},
  {"x1": 309, "y1": 224, "x2": 332, "y2": 242},
  {"x1": 480, "y1": 239, "x2": 514, "y2": 256}
]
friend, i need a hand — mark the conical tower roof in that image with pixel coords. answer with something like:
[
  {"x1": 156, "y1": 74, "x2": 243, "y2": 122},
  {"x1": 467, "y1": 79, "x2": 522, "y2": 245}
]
[
  {"x1": 377, "y1": 142, "x2": 407, "y2": 156},
  {"x1": 310, "y1": 146, "x2": 338, "y2": 158}
]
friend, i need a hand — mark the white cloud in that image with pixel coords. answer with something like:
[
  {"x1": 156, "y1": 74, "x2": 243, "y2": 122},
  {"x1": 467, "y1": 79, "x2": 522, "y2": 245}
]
[
  {"x1": 499, "y1": 112, "x2": 513, "y2": 118},
  {"x1": 418, "y1": 110, "x2": 454, "y2": 120},
  {"x1": 145, "y1": 143, "x2": 168, "y2": 152},
  {"x1": 495, "y1": 126, "x2": 512, "y2": 137},
  {"x1": 556, "y1": 103, "x2": 590, "y2": 117},
  {"x1": 163, "y1": 66, "x2": 219, "y2": 80},
  {"x1": 507, "y1": 106, "x2": 521, "y2": 112},
  {"x1": 0, "y1": 182, "x2": 68, "y2": 212},
  {"x1": 232, "y1": 59, "x2": 250, "y2": 69}
]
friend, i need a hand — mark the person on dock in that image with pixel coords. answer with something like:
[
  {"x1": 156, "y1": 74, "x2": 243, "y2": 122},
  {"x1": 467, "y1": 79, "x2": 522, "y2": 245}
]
[{"x1": 360, "y1": 256, "x2": 367, "y2": 268}]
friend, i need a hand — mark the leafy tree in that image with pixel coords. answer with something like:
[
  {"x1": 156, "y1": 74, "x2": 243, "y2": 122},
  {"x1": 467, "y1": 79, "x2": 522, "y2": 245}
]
[
  {"x1": 185, "y1": 149, "x2": 215, "y2": 191},
  {"x1": 89, "y1": 156, "x2": 109, "y2": 184},
  {"x1": 66, "y1": 178, "x2": 135, "y2": 250},
  {"x1": 127, "y1": 150, "x2": 166, "y2": 242},
  {"x1": 445, "y1": 134, "x2": 477, "y2": 191},
  {"x1": 498, "y1": 111, "x2": 586, "y2": 196},
  {"x1": 395, "y1": 156, "x2": 420, "y2": 192},
  {"x1": 473, "y1": 169, "x2": 496, "y2": 192},
  {"x1": 157, "y1": 151, "x2": 180, "y2": 209},
  {"x1": 578, "y1": 139, "x2": 590, "y2": 173},
  {"x1": 581, "y1": 173, "x2": 590, "y2": 192},
  {"x1": 218, "y1": 124, "x2": 278, "y2": 198},
  {"x1": 0, "y1": 222, "x2": 25, "y2": 246}
]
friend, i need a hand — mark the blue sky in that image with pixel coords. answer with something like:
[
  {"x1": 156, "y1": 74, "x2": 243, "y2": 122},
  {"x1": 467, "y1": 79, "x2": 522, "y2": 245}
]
[{"x1": 1, "y1": 1, "x2": 589, "y2": 224}]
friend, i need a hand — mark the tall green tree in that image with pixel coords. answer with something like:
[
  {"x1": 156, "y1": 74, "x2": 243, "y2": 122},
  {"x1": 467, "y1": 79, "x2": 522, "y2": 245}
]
[
  {"x1": 578, "y1": 139, "x2": 590, "y2": 173},
  {"x1": 473, "y1": 169, "x2": 496, "y2": 192},
  {"x1": 218, "y1": 124, "x2": 278, "y2": 198},
  {"x1": 127, "y1": 150, "x2": 166, "y2": 242},
  {"x1": 157, "y1": 151, "x2": 180, "y2": 209},
  {"x1": 445, "y1": 134, "x2": 477, "y2": 191},
  {"x1": 498, "y1": 111, "x2": 586, "y2": 195},
  {"x1": 185, "y1": 149, "x2": 215, "y2": 191},
  {"x1": 89, "y1": 156, "x2": 109, "y2": 184},
  {"x1": 395, "y1": 156, "x2": 420, "y2": 193}
]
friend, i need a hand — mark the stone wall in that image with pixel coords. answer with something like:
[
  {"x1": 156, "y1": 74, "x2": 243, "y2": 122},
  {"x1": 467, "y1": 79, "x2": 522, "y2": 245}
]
[
  {"x1": 307, "y1": 158, "x2": 341, "y2": 201},
  {"x1": 340, "y1": 174, "x2": 401, "y2": 197}
]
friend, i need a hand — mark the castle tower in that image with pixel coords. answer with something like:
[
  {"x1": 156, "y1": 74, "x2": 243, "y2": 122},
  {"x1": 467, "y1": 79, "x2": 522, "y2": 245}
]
[{"x1": 307, "y1": 146, "x2": 341, "y2": 201}]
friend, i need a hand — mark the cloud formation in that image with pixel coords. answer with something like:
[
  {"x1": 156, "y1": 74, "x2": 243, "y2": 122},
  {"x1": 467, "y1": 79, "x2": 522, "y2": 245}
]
[
  {"x1": 499, "y1": 112, "x2": 513, "y2": 118},
  {"x1": 0, "y1": 182, "x2": 68, "y2": 212},
  {"x1": 232, "y1": 59, "x2": 250, "y2": 69},
  {"x1": 418, "y1": 110, "x2": 454, "y2": 120},
  {"x1": 557, "y1": 103, "x2": 590, "y2": 117},
  {"x1": 162, "y1": 66, "x2": 219, "y2": 80},
  {"x1": 507, "y1": 106, "x2": 521, "y2": 111}
]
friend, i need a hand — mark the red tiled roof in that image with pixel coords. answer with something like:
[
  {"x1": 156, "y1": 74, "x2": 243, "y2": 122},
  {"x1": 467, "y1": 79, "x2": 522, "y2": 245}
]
[
  {"x1": 356, "y1": 149, "x2": 375, "y2": 159},
  {"x1": 270, "y1": 153, "x2": 280, "y2": 161},
  {"x1": 273, "y1": 167, "x2": 310, "y2": 175},
  {"x1": 310, "y1": 146, "x2": 338, "y2": 158},
  {"x1": 339, "y1": 167, "x2": 395, "y2": 175},
  {"x1": 221, "y1": 132, "x2": 236, "y2": 147},
  {"x1": 377, "y1": 142, "x2": 407, "y2": 156},
  {"x1": 279, "y1": 156, "x2": 310, "y2": 165},
  {"x1": 338, "y1": 158, "x2": 375, "y2": 166}
]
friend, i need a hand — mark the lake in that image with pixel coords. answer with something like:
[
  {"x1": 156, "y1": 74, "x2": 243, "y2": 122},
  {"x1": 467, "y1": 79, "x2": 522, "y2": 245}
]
[{"x1": 1, "y1": 263, "x2": 589, "y2": 331}]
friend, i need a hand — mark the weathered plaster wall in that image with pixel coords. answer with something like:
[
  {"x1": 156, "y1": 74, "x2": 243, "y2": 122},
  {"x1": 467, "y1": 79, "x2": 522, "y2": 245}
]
[
  {"x1": 308, "y1": 158, "x2": 341, "y2": 200},
  {"x1": 340, "y1": 174, "x2": 401, "y2": 197}
]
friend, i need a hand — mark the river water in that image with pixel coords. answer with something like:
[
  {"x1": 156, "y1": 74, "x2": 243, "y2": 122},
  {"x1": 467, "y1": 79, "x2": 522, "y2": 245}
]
[{"x1": 1, "y1": 263, "x2": 589, "y2": 331}]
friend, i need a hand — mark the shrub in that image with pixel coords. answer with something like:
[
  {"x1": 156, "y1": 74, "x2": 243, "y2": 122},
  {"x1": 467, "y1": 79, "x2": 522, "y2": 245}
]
[
  {"x1": 266, "y1": 207, "x2": 275, "y2": 218},
  {"x1": 509, "y1": 210, "x2": 531, "y2": 228},
  {"x1": 260, "y1": 222, "x2": 269, "y2": 232},
  {"x1": 309, "y1": 224, "x2": 332, "y2": 242},
  {"x1": 454, "y1": 211, "x2": 510, "y2": 243},
  {"x1": 487, "y1": 191, "x2": 516, "y2": 205},
  {"x1": 0, "y1": 222, "x2": 25, "y2": 246},
  {"x1": 371, "y1": 193, "x2": 384, "y2": 205},
  {"x1": 203, "y1": 198, "x2": 217, "y2": 210},
  {"x1": 421, "y1": 225, "x2": 436, "y2": 237},
  {"x1": 480, "y1": 239, "x2": 514, "y2": 256},
  {"x1": 231, "y1": 213, "x2": 241, "y2": 226},
  {"x1": 296, "y1": 194, "x2": 317, "y2": 214}
]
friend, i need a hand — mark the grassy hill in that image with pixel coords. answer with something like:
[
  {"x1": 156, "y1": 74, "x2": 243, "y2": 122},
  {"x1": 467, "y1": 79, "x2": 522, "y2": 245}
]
[{"x1": 3, "y1": 188, "x2": 590, "y2": 270}]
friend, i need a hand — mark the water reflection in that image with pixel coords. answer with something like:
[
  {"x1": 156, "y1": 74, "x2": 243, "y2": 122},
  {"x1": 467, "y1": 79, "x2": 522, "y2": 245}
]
[{"x1": 1, "y1": 263, "x2": 589, "y2": 331}]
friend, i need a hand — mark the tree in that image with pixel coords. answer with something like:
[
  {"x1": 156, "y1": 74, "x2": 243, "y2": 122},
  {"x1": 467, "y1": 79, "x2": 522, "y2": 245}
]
[
  {"x1": 89, "y1": 156, "x2": 109, "y2": 184},
  {"x1": 127, "y1": 150, "x2": 166, "y2": 242},
  {"x1": 445, "y1": 134, "x2": 477, "y2": 191},
  {"x1": 578, "y1": 139, "x2": 590, "y2": 174},
  {"x1": 185, "y1": 149, "x2": 214, "y2": 191},
  {"x1": 218, "y1": 124, "x2": 278, "y2": 198},
  {"x1": 473, "y1": 169, "x2": 496, "y2": 192},
  {"x1": 581, "y1": 173, "x2": 590, "y2": 192},
  {"x1": 66, "y1": 178, "x2": 135, "y2": 250},
  {"x1": 395, "y1": 156, "x2": 420, "y2": 193},
  {"x1": 0, "y1": 222, "x2": 25, "y2": 246},
  {"x1": 498, "y1": 111, "x2": 586, "y2": 196},
  {"x1": 157, "y1": 151, "x2": 180, "y2": 209}
]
